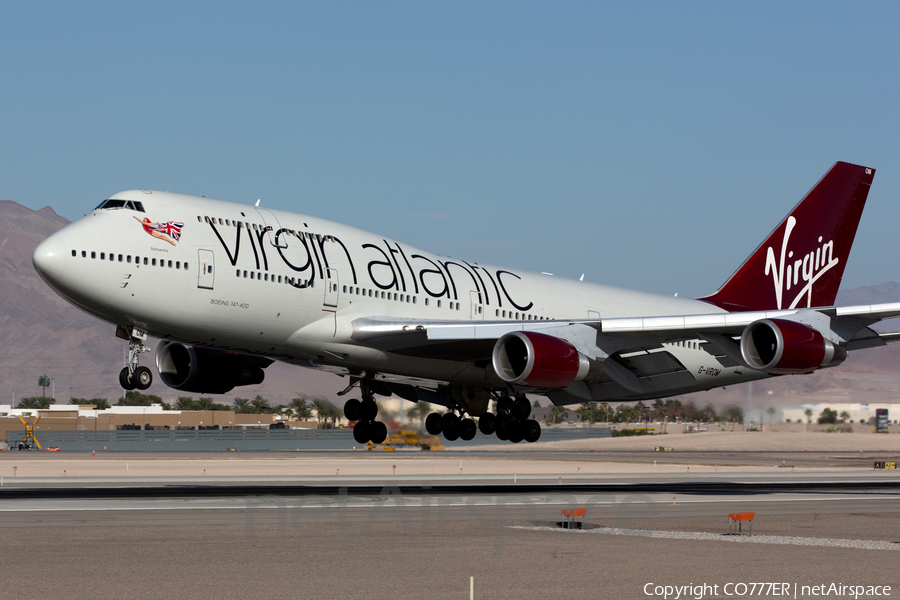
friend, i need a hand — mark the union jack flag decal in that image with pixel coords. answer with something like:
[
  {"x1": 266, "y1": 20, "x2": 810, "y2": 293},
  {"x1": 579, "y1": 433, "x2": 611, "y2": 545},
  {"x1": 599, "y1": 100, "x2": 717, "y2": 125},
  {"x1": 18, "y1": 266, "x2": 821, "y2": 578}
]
[{"x1": 135, "y1": 217, "x2": 184, "y2": 246}]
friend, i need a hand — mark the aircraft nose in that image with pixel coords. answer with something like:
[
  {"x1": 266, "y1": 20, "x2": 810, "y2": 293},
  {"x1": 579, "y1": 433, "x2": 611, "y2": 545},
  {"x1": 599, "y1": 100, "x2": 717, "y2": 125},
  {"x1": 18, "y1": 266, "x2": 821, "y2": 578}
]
[{"x1": 32, "y1": 234, "x2": 68, "y2": 281}]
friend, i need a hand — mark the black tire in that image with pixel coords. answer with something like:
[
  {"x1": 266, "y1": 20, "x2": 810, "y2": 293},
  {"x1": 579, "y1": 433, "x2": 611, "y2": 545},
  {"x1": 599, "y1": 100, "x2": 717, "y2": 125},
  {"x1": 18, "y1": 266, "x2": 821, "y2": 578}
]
[
  {"x1": 524, "y1": 419, "x2": 541, "y2": 443},
  {"x1": 134, "y1": 366, "x2": 152, "y2": 390},
  {"x1": 511, "y1": 397, "x2": 531, "y2": 420},
  {"x1": 343, "y1": 398, "x2": 361, "y2": 422},
  {"x1": 440, "y1": 412, "x2": 459, "y2": 432},
  {"x1": 425, "y1": 412, "x2": 443, "y2": 435},
  {"x1": 459, "y1": 419, "x2": 477, "y2": 441},
  {"x1": 495, "y1": 419, "x2": 509, "y2": 441},
  {"x1": 508, "y1": 426, "x2": 524, "y2": 443},
  {"x1": 370, "y1": 421, "x2": 388, "y2": 444},
  {"x1": 119, "y1": 367, "x2": 136, "y2": 391},
  {"x1": 360, "y1": 398, "x2": 378, "y2": 421},
  {"x1": 353, "y1": 421, "x2": 370, "y2": 444},
  {"x1": 443, "y1": 419, "x2": 460, "y2": 442},
  {"x1": 496, "y1": 397, "x2": 512, "y2": 416},
  {"x1": 478, "y1": 413, "x2": 496, "y2": 435}
]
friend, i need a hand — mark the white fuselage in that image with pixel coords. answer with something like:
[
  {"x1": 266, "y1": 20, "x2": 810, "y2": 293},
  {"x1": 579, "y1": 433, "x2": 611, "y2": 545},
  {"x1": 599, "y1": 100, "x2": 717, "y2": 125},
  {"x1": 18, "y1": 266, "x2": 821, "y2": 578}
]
[{"x1": 34, "y1": 190, "x2": 755, "y2": 402}]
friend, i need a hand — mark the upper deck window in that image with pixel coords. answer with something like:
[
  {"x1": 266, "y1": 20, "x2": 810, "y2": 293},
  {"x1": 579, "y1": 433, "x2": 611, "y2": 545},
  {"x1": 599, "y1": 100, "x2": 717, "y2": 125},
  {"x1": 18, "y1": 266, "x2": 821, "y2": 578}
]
[{"x1": 95, "y1": 199, "x2": 145, "y2": 212}]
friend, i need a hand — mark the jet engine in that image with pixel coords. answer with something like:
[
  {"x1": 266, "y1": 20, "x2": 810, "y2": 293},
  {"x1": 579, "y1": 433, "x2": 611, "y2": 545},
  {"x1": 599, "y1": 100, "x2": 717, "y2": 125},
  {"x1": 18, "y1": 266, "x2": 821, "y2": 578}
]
[
  {"x1": 155, "y1": 342, "x2": 267, "y2": 394},
  {"x1": 492, "y1": 331, "x2": 590, "y2": 388},
  {"x1": 740, "y1": 318, "x2": 846, "y2": 374}
]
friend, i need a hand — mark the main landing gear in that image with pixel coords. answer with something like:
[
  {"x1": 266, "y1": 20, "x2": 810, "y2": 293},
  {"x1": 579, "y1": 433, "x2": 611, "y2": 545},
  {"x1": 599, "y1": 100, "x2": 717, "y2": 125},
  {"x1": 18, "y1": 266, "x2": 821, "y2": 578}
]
[
  {"x1": 344, "y1": 380, "x2": 388, "y2": 445},
  {"x1": 424, "y1": 392, "x2": 541, "y2": 444},
  {"x1": 119, "y1": 328, "x2": 152, "y2": 391}
]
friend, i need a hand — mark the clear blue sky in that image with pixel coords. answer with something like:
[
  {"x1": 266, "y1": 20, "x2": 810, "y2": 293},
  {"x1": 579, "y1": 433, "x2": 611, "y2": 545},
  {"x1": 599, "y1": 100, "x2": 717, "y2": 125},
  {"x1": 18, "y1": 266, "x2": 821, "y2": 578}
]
[{"x1": 3, "y1": 2, "x2": 899, "y2": 298}]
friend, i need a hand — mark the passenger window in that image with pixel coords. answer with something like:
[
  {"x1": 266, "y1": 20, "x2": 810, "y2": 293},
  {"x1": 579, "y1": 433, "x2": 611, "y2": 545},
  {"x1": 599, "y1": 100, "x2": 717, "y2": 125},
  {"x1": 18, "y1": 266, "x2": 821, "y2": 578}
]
[
  {"x1": 80, "y1": 251, "x2": 86, "y2": 258},
  {"x1": 219, "y1": 218, "x2": 223, "y2": 225},
  {"x1": 176, "y1": 261, "x2": 181, "y2": 269},
  {"x1": 118, "y1": 255, "x2": 123, "y2": 262},
  {"x1": 197, "y1": 216, "x2": 202, "y2": 222},
  {"x1": 207, "y1": 265, "x2": 211, "y2": 274},
  {"x1": 438, "y1": 300, "x2": 442, "y2": 308},
  {"x1": 278, "y1": 276, "x2": 282, "y2": 283},
  {"x1": 168, "y1": 261, "x2": 172, "y2": 268},
  {"x1": 343, "y1": 285, "x2": 347, "y2": 293},
  {"x1": 243, "y1": 271, "x2": 248, "y2": 278},
  {"x1": 425, "y1": 298, "x2": 429, "y2": 306},
  {"x1": 100, "y1": 253, "x2": 105, "y2": 260},
  {"x1": 143, "y1": 257, "x2": 148, "y2": 265},
  {"x1": 71, "y1": 250, "x2": 76, "y2": 257}
]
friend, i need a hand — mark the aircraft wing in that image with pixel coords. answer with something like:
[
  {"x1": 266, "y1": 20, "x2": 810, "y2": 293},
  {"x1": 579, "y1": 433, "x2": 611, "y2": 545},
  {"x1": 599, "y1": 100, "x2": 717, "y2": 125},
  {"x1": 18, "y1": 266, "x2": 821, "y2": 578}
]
[{"x1": 351, "y1": 302, "x2": 900, "y2": 402}]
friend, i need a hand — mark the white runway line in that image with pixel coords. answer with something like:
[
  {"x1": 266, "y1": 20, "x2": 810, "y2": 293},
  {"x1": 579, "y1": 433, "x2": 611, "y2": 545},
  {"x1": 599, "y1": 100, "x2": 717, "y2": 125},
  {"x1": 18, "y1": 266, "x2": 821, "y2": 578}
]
[{"x1": 518, "y1": 525, "x2": 900, "y2": 551}]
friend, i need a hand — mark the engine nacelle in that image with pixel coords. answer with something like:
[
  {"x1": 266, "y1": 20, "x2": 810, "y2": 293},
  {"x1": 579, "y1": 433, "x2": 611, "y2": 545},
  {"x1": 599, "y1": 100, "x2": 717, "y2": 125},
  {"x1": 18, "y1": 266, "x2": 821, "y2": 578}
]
[
  {"x1": 155, "y1": 342, "x2": 266, "y2": 394},
  {"x1": 740, "y1": 318, "x2": 846, "y2": 374},
  {"x1": 492, "y1": 331, "x2": 590, "y2": 388}
]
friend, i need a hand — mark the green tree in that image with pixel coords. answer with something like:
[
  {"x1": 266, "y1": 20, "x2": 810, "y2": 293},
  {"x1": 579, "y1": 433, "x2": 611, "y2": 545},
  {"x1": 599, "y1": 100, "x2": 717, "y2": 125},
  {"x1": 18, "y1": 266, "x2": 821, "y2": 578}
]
[
  {"x1": 118, "y1": 391, "x2": 163, "y2": 406},
  {"x1": 91, "y1": 398, "x2": 111, "y2": 410},
  {"x1": 724, "y1": 405, "x2": 744, "y2": 424},
  {"x1": 839, "y1": 410, "x2": 851, "y2": 424},
  {"x1": 766, "y1": 407, "x2": 777, "y2": 428},
  {"x1": 548, "y1": 405, "x2": 569, "y2": 425},
  {"x1": 312, "y1": 398, "x2": 339, "y2": 427},
  {"x1": 577, "y1": 401, "x2": 599, "y2": 424},
  {"x1": 18, "y1": 397, "x2": 41, "y2": 409},
  {"x1": 175, "y1": 397, "x2": 196, "y2": 411},
  {"x1": 818, "y1": 408, "x2": 838, "y2": 425},
  {"x1": 804, "y1": 408, "x2": 813, "y2": 424},
  {"x1": 38, "y1": 396, "x2": 55, "y2": 409},
  {"x1": 38, "y1": 374, "x2": 51, "y2": 397},
  {"x1": 289, "y1": 397, "x2": 314, "y2": 420},
  {"x1": 250, "y1": 395, "x2": 271, "y2": 414},
  {"x1": 233, "y1": 397, "x2": 251, "y2": 414},
  {"x1": 196, "y1": 397, "x2": 214, "y2": 411}
]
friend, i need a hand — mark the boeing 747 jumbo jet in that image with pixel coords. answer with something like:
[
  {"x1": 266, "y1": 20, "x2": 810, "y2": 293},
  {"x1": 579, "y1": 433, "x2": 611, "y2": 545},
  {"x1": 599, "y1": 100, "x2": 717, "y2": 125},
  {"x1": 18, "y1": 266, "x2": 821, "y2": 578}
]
[{"x1": 31, "y1": 162, "x2": 900, "y2": 444}]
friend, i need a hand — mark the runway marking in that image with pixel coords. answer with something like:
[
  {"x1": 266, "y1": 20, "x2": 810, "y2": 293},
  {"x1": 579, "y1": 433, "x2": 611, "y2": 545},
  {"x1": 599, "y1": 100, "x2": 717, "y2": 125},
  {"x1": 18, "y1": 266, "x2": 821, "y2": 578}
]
[{"x1": 517, "y1": 525, "x2": 900, "y2": 551}]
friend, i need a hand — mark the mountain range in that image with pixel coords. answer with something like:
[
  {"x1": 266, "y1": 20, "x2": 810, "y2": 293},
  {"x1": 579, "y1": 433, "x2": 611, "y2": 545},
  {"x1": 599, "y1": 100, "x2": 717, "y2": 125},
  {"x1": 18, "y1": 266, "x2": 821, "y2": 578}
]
[{"x1": 1, "y1": 199, "x2": 898, "y2": 412}]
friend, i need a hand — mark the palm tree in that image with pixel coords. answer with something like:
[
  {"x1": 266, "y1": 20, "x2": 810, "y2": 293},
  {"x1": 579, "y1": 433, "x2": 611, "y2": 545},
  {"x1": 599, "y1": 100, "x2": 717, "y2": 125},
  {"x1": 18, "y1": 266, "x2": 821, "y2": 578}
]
[
  {"x1": 196, "y1": 397, "x2": 214, "y2": 411},
  {"x1": 250, "y1": 395, "x2": 271, "y2": 414},
  {"x1": 91, "y1": 398, "x2": 111, "y2": 410},
  {"x1": 804, "y1": 408, "x2": 813, "y2": 425},
  {"x1": 406, "y1": 402, "x2": 431, "y2": 427},
  {"x1": 175, "y1": 396, "x2": 195, "y2": 411},
  {"x1": 18, "y1": 397, "x2": 40, "y2": 409},
  {"x1": 290, "y1": 397, "x2": 313, "y2": 420},
  {"x1": 38, "y1": 396, "x2": 55, "y2": 409},
  {"x1": 233, "y1": 397, "x2": 251, "y2": 414},
  {"x1": 312, "y1": 398, "x2": 331, "y2": 427},
  {"x1": 766, "y1": 407, "x2": 776, "y2": 430},
  {"x1": 38, "y1": 374, "x2": 51, "y2": 397}
]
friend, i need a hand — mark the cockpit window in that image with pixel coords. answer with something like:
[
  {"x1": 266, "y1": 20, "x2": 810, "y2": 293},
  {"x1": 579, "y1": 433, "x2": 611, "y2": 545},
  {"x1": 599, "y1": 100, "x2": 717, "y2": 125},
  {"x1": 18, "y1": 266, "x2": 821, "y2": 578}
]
[{"x1": 95, "y1": 199, "x2": 146, "y2": 212}]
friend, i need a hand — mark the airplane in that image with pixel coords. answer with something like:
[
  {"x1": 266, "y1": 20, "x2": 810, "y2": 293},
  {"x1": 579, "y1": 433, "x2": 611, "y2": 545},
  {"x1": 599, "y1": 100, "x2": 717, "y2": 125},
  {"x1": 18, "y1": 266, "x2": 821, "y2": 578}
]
[{"x1": 31, "y1": 161, "x2": 900, "y2": 445}]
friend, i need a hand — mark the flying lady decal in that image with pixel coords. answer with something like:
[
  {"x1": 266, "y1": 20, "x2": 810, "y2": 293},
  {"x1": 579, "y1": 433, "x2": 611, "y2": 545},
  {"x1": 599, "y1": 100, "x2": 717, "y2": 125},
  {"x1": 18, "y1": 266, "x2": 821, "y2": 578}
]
[{"x1": 135, "y1": 217, "x2": 184, "y2": 246}]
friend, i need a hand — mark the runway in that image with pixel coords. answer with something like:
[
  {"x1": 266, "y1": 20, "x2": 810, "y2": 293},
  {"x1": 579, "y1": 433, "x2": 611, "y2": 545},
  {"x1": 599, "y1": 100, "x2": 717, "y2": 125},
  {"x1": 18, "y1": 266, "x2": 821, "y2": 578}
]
[{"x1": 1, "y1": 451, "x2": 898, "y2": 599}]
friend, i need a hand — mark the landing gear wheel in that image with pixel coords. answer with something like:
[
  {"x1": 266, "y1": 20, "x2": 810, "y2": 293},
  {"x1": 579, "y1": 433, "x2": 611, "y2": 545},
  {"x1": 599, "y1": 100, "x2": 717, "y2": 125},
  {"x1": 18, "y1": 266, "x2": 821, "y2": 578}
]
[
  {"x1": 495, "y1": 419, "x2": 509, "y2": 441},
  {"x1": 359, "y1": 398, "x2": 378, "y2": 421},
  {"x1": 511, "y1": 397, "x2": 531, "y2": 420},
  {"x1": 442, "y1": 413, "x2": 461, "y2": 441},
  {"x1": 119, "y1": 367, "x2": 136, "y2": 391},
  {"x1": 134, "y1": 366, "x2": 152, "y2": 390},
  {"x1": 497, "y1": 397, "x2": 512, "y2": 416},
  {"x1": 343, "y1": 399, "x2": 361, "y2": 422},
  {"x1": 478, "y1": 413, "x2": 496, "y2": 435},
  {"x1": 353, "y1": 421, "x2": 370, "y2": 444},
  {"x1": 524, "y1": 420, "x2": 541, "y2": 443},
  {"x1": 508, "y1": 424, "x2": 524, "y2": 444},
  {"x1": 459, "y1": 419, "x2": 477, "y2": 441},
  {"x1": 425, "y1": 413, "x2": 443, "y2": 435},
  {"x1": 370, "y1": 421, "x2": 388, "y2": 444}
]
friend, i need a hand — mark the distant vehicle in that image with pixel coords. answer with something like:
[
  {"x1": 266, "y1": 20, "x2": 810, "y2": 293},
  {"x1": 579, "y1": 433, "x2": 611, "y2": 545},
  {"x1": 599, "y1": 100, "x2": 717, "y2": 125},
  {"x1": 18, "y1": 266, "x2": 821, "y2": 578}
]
[{"x1": 32, "y1": 162, "x2": 900, "y2": 446}]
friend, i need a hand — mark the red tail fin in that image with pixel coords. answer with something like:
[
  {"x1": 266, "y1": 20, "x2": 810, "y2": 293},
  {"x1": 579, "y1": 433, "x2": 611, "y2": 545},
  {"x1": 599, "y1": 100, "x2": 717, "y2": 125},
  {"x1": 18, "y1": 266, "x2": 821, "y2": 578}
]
[{"x1": 700, "y1": 161, "x2": 875, "y2": 312}]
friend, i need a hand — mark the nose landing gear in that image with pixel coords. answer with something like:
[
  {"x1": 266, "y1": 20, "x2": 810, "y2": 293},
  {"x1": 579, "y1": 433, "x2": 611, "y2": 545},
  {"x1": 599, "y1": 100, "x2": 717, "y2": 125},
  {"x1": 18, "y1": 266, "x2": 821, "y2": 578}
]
[{"x1": 119, "y1": 327, "x2": 152, "y2": 391}]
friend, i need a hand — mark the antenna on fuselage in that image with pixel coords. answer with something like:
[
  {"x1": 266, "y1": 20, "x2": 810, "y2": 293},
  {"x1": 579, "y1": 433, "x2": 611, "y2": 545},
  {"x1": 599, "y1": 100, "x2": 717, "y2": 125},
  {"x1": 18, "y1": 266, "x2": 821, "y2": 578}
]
[{"x1": 255, "y1": 199, "x2": 261, "y2": 207}]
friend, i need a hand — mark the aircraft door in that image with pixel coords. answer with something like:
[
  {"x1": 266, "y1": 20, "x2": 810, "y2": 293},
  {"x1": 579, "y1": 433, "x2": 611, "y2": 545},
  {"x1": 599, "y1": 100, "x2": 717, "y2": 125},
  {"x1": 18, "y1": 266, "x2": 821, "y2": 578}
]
[
  {"x1": 469, "y1": 290, "x2": 485, "y2": 320},
  {"x1": 324, "y1": 268, "x2": 339, "y2": 307},
  {"x1": 198, "y1": 249, "x2": 215, "y2": 289}
]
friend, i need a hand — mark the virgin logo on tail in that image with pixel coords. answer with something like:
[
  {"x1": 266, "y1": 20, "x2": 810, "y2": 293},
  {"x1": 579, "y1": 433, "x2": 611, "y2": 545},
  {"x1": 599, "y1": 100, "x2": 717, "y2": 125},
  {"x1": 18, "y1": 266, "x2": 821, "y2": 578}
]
[{"x1": 765, "y1": 216, "x2": 838, "y2": 309}]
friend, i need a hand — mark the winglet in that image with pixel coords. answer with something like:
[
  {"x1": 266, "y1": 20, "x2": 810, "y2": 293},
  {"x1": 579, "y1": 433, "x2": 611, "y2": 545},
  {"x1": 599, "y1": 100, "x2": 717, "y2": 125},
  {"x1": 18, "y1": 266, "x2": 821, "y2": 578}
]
[{"x1": 700, "y1": 162, "x2": 875, "y2": 312}]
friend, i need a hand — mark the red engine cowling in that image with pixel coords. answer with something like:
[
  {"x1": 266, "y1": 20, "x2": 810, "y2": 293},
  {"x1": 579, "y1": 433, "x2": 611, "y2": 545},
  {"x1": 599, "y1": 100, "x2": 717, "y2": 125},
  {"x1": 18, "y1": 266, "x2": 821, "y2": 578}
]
[
  {"x1": 155, "y1": 342, "x2": 266, "y2": 394},
  {"x1": 492, "y1": 331, "x2": 590, "y2": 388},
  {"x1": 740, "y1": 318, "x2": 846, "y2": 374}
]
